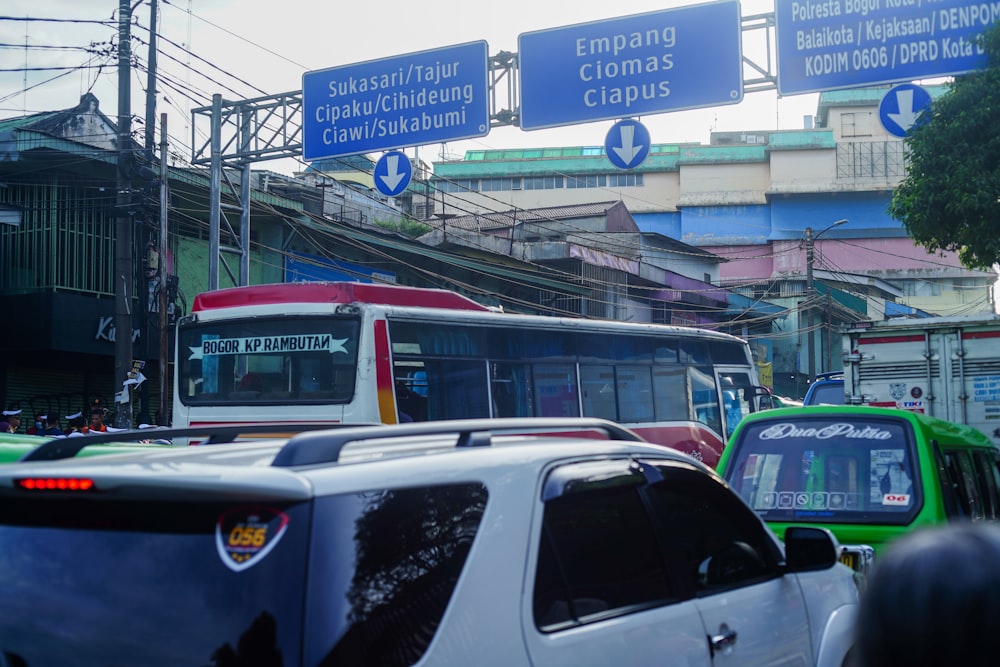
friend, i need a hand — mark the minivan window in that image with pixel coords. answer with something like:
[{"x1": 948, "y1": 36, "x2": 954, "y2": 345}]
[
  {"x1": 943, "y1": 450, "x2": 984, "y2": 520},
  {"x1": 726, "y1": 417, "x2": 920, "y2": 525},
  {"x1": 972, "y1": 450, "x2": 1000, "y2": 519}
]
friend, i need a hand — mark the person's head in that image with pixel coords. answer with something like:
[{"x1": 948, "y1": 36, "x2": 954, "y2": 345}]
[
  {"x1": 855, "y1": 523, "x2": 1000, "y2": 667},
  {"x1": 90, "y1": 408, "x2": 105, "y2": 428},
  {"x1": 66, "y1": 412, "x2": 86, "y2": 430},
  {"x1": 1, "y1": 409, "x2": 20, "y2": 429},
  {"x1": 43, "y1": 413, "x2": 60, "y2": 429}
]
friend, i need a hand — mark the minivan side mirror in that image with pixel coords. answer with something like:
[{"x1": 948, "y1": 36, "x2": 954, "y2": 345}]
[{"x1": 783, "y1": 526, "x2": 839, "y2": 572}]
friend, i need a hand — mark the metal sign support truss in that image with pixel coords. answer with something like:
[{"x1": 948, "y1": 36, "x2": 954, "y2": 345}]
[{"x1": 190, "y1": 15, "x2": 776, "y2": 289}]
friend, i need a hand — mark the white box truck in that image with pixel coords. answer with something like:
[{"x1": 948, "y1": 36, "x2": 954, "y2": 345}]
[{"x1": 842, "y1": 314, "x2": 1000, "y2": 445}]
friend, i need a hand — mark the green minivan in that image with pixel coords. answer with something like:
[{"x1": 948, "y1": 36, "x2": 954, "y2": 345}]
[
  {"x1": 0, "y1": 431, "x2": 168, "y2": 463},
  {"x1": 718, "y1": 405, "x2": 1000, "y2": 576}
]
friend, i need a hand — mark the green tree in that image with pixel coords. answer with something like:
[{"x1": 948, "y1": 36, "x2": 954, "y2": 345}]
[{"x1": 888, "y1": 22, "x2": 1000, "y2": 271}]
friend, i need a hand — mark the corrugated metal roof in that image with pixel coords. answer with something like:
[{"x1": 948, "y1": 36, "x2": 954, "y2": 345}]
[{"x1": 430, "y1": 201, "x2": 624, "y2": 233}]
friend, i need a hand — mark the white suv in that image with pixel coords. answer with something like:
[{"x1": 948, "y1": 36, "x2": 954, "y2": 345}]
[{"x1": 0, "y1": 418, "x2": 858, "y2": 666}]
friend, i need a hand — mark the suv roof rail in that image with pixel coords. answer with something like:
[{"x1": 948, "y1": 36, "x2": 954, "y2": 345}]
[
  {"x1": 813, "y1": 371, "x2": 843, "y2": 381},
  {"x1": 271, "y1": 417, "x2": 646, "y2": 467},
  {"x1": 19, "y1": 423, "x2": 367, "y2": 462}
]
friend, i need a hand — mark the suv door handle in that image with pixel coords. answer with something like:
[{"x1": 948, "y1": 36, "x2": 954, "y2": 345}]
[{"x1": 709, "y1": 623, "x2": 738, "y2": 657}]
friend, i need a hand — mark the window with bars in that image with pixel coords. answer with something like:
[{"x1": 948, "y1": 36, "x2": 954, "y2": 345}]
[{"x1": 836, "y1": 141, "x2": 907, "y2": 179}]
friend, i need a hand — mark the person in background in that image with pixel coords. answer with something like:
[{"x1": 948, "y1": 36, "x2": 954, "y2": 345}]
[
  {"x1": 89, "y1": 406, "x2": 108, "y2": 433},
  {"x1": 65, "y1": 412, "x2": 87, "y2": 437},
  {"x1": 36, "y1": 414, "x2": 65, "y2": 438},
  {"x1": 854, "y1": 522, "x2": 1000, "y2": 666},
  {"x1": 26, "y1": 413, "x2": 44, "y2": 435},
  {"x1": 0, "y1": 409, "x2": 21, "y2": 434}
]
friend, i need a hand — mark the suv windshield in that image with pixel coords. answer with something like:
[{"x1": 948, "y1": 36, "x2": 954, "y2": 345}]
[
  {"x1": 0, "y1": 499, "x2": 311, "y2": 666},
  {"x1": 725, "y1": 416, "x2": 920, "y2": 525},
  {"x1": 804, "y1": 379, "x2": 844, "y2": 405}
]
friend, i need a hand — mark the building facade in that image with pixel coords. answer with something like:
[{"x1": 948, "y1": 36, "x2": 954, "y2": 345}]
[{"x1": 407, "y1": 85, "x2": 996, "y2": 397}]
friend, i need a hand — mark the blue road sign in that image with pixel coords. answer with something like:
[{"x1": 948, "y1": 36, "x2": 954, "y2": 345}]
[
  {"x1": 879, "y1": 83, "x2": 932, "y2": 138},
  {"x1": 374, "y1": 151, "x2": 413, "y2": 197},
  {"x1": 605, "y1": 119, "x2": 650, "y2": 169},
  {"x1": 518, "y1": 1, "x2": 743, "y2": 131},
  {"x1": 302, "y1": 41, "x2": 490, "y2": 161},
  {"x1": 776, "y1": 0, "x2": 993, "y2": 95}
]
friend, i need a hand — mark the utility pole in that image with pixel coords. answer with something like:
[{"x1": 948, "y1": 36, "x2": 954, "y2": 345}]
[
  {"x1": 144, "y1": 0, "x2": 158, "y2": 158},
  {"x1": 139, "y1": 0, "x2": 159, "y2": 425},
  {"x1": 114, "y1": 0, "x2": 134, "y2": 428},
  {"x1": 158, "y1": 113, "x2": 170, "y2": 425},
  {"x1": 805, "y1": 219, "x2": 848, "y2": 385},
  {"x1": 805, "y1": 226, "x2": 816, "y2": 383}
]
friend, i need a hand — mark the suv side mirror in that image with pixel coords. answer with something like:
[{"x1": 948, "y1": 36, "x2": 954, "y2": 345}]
[
  {"x1": 784, "y1": 526, "x2": 838, "y2": 572},
  {"x1": 743, "y1": 386, "x2": 776, "y2": 410}
]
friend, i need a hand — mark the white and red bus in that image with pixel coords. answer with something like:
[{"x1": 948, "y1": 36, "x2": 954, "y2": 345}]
[{"x1": 174, "y1": 282, "x2": 769, "y2": 465}]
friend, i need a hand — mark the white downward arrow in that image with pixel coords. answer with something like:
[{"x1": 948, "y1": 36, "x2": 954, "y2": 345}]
[
  {"x1": 888, "y1": 89, "x2": 920, "y2": 132},
  {"x1": 612, "y1": 125, "x2": 644, "y2": 166},
  {"x1": 379, "y1": 154, "x2": 406, "y2": 192}
]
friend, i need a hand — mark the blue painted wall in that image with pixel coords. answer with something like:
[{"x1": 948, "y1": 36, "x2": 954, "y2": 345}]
[{"x1": 635, "y1": 192, "x2": 909, "y2": 246}]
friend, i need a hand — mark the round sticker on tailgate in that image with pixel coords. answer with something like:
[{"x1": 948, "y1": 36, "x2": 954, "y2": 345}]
[{"x1": 216, "y1": 507, "x2": 289, "y2": 572}]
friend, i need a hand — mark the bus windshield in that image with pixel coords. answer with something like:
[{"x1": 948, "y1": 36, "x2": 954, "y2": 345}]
[
  {"x1": 725, "y1": 416, "x2": 920, "y2": 525},
  {"x1": 178, "y1": 316, "x2": 361, "y2": 405}
]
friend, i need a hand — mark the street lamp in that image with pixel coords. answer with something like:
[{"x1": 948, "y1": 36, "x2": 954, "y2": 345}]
[{"x1": 805, "y1": 219, "x2": 847, "y2": 384}]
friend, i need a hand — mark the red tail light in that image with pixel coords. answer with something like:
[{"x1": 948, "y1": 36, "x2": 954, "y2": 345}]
[{"x1": 15, "y1": 478, "x2": 96, "y2": 491}]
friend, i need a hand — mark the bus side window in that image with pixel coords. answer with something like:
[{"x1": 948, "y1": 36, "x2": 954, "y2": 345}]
[
  {"x1": 533, "y1": 364, "x2": 579, "y2": 418},
  {"x1": 491, "y1": 363, "x2": 533, "y2": 418},
  {"x1": 690, "y1": 368, "x2": 722, "y2": 437},
  {"x1": 393, "y1": 367, "x2": 428, "y2": 422},
  {"x1": 423, "y1": 361, "x2": 490, "y2": 420},
  {"x1": 394, "y1": 381, "x2": 424, "y2": 422}
]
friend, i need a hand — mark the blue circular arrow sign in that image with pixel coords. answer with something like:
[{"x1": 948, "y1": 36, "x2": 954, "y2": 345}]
[
  {"x1": 374, "y1": 151, "x2": 413, "y2": 197},
  {"x1": 879, "y1": 84, "x2": 932, "y2": 138},
  {"x1": 605, "y1": 119, "x2": 651, "y2": 170}
]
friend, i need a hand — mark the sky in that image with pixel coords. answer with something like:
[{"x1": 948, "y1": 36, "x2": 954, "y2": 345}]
[{"x1": 0, "y1": 0, "x2": 822, "y2": 173}]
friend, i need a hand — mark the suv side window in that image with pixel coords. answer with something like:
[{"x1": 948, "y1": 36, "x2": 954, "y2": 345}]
[
  {"x1": 643, "y1": 463, "x2": 778, "y2": 595},
  {"x1": 311, "y1": 483, "x2": 488, "y2": 667},
  {"x1": 534, "y1": 460, "x2": 677, "y2": 630},
  {"x1": 533, "y1": 458, "x2": 780, "y2": 631}
]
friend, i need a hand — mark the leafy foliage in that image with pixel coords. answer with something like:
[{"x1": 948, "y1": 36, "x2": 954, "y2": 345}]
[
  {"x1": 888, "y1": 22, "x2": 1000, "y2": 270},
  {"x1": 374, "y1": 216, "x2": 432, "y2": 238}
]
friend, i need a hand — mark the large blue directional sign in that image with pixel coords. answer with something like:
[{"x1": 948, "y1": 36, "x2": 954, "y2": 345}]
[
  {"x1": 302, "y1": 41, "x2": 490, "y2": 161},
  {"x1": 879, "y1": 83, "x2": 932, "y2": 138},
  {"x1": 776, "y1": 0, "x2": 993, "y2": 95},
  {"x1": 374, "y1": 151, "x2": 413, "y2": 197},
  {"x1": 518, "y1": 1, "x2": 743, "y2": 131},
  {"x1": 605, "y1": 119, "x2": 650, "y2": 170}
]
